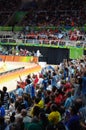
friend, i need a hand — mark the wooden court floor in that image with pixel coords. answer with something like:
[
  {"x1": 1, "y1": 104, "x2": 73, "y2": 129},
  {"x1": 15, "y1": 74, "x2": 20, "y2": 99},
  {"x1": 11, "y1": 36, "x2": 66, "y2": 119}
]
[{"x1": 0, "y1": 62, "x2": 41, "y2": 92}]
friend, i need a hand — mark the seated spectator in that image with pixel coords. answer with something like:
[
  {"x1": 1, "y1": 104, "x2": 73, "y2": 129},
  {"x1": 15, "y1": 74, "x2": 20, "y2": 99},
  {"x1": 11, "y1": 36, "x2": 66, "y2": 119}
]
[
  {"x1": 25, "y1": 121, "x2": 42, "y2": 130},
  {"x1": 79, "y1": 105, "x2": 86, "y2": 130},
  {"x1": 38, "y1": 112, "x2": 49, "y2": 130},
  {"x1": 22, "y1": 94, "x2": 29, "y2": 110},
  {"x1": 5, "y1": 114, "x2": 15, "y2": 130},
  {"x1": 64, "y1": 92, "x2": 73, "y2": 110},
  {"x1": 15, "y1": 96, "x2": 25, "y2": 110},
  {"x1": 0, "y1": 116, "x2": 7, "y2": 130},
  {"x1": 15, "y1": 116, "x2": 24, "y2": 130},
  {"x1": 14, "y1": 106, "x2": 22, "y2": 120},
  {"x1": 56, "y1": 121, "x2": 66, "y2": 130},
  {"x1": 66, "y1": 105, "x2": 81, "y2": 130},
  {"x1": 21, "y1": 109, "x2": 31, "y2": 123},
  {"x1": 9, "y1": 98, "x2": 15, "y2": 114},
  {"x1": 48, "y1": 104, "x2": 61, "y2": 125},
  {"x1": 31, "y1": 106, "x2": 41, "y2": 121},
  {"x1": 9, "y1": 123, "x2": 17, "y2": 130},
  {"x1": 30, "y1": 97, "x2": 44, "y2": 117}
]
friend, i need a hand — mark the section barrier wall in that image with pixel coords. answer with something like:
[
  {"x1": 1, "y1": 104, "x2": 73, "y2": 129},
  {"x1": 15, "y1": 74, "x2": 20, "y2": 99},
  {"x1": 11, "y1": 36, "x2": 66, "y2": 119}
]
[{"x1": 0, "y1": 55, "x2": 38, "y2": 63}]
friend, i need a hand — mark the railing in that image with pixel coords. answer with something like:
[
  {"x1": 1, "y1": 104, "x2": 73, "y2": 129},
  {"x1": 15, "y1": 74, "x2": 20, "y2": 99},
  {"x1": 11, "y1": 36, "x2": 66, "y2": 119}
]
[
  {"x1": 0, "y1": 67, "x2": 24, "y2": 76},
  {"x1": 0, "y1": 25, "x2": 86, "y2": 31},
  {"x1": 0, "y1": 38, "x2": 86, "y2": 48}
]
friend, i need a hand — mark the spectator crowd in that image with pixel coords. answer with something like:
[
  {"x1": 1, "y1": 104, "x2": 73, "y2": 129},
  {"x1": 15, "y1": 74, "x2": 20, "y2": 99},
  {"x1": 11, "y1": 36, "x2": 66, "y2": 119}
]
[
  {"x1": 0, "y1": 1, "x2": 86, "y2": 129},
  {"x1": 0, "y1": 0, "x2": 86, "y2": 28},
  {"x1": 0, "y1": 56, "x2": 86, "y2": 130}
]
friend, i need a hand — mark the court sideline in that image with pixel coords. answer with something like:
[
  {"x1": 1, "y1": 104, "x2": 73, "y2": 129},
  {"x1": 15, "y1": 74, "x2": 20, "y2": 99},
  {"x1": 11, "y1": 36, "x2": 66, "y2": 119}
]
[{"x1": 0, "y1": 62, "x2": 41, "y2": 92}]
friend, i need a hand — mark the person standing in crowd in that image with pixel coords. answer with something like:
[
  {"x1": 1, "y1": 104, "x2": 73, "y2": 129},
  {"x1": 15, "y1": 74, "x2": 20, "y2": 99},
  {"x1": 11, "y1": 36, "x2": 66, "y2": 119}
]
[
  {"x1": 0, "y1": 101, "x2": 5, "y2": 117},
  {"x1": 64, "y1": 92, "x2": 73, "y2": 110},
  {"x1": 16, "y1": 85, "x2": 23, "y2": 97},
  {"x1": 24, "y1": 79, "x2": 31, "y2": 94},
  {"x1": 24, "y1": 79, "x2": 35, "y2": 99},
  {"x1": 51, "y1": 72, "x2": 58, "y2": 88},
  {"x1": 2, "y1": 86, "x2": 9, "y2": 110}
]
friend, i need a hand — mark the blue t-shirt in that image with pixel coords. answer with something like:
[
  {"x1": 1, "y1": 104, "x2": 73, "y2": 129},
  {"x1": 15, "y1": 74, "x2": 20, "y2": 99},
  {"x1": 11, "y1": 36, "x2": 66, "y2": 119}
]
[
  {"x1": 66, "y1": 115, "x2": 81, "y2": 130},
  {"x1": 16, "y1": 88, "x2": 23, "y2": 96},
  {"x1": 0, "y1": 106, "x2": 5, "y2": 117}
]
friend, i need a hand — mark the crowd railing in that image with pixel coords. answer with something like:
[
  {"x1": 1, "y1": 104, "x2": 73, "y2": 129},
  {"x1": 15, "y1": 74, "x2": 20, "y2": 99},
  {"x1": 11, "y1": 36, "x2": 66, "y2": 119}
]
[{"x1": 0, "y1": 38, "x2": 86, "y2": 48}]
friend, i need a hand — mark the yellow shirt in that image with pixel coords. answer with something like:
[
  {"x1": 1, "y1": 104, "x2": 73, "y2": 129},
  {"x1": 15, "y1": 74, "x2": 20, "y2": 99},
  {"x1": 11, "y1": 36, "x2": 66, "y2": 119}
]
[{"x1": 48, "y1": 111, "x2": 61, "y2": 124}]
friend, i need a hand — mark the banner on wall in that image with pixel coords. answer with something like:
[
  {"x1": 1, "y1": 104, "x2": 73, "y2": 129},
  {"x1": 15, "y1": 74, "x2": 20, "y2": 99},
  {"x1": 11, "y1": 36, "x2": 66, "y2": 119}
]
[
  {"x1": 70, "y1": 47, "x2": 83, "y2": 59},
  {"x1": 0, "y1": 55, "x2": 38, "y2": 63}
]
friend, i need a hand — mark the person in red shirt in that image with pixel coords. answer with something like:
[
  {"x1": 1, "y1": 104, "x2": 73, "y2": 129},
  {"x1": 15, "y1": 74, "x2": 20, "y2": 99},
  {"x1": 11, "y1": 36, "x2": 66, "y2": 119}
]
[
  {"x1": 33, "y1": 74, "x2": 39, "y2": 88},
  {"x1": 55, "y1": 89, "x2": 64, "y2": 106}
]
